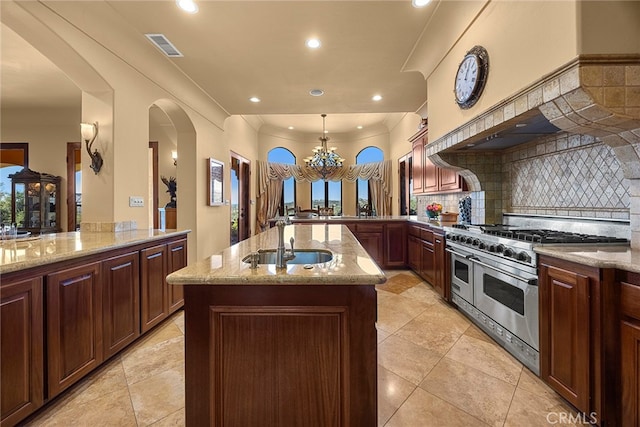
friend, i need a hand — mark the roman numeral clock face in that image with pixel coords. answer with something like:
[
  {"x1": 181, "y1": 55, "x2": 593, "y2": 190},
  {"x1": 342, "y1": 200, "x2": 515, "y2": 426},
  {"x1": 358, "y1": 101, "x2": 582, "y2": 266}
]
[{"x1": 454, "y1": 46, "x2": 489, "y2": 109}]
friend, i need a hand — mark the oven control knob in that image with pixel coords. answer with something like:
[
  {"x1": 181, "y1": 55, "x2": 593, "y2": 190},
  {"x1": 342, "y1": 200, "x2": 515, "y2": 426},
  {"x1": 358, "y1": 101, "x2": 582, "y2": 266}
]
[
  {"x1": 496, "y1": 244, "x2": 505, "y2": 253},
  {"x1": 465, "y1": 237, "x2": 474, "y2": 244},
  {"x1": 478, "y1": 242, "x2": 486, "y2": 250},
  {"x1": 503, "y1": 248, "x2": 515, "y2": 258},
  {"x1": 516, "y1": 252, "x2": 531, "y2": 262},
  {"x1": 488, "y1": 244, "x2": 496, "y2": 252},
  {"x1": 472, "y1": 239, "x2": 480, "y2": 246}
]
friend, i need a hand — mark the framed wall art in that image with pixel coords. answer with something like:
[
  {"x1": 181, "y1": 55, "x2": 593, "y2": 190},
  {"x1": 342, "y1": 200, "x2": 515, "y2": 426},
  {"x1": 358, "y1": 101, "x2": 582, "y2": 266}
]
[{"x1": 208, "y1": 158, "x2": 224, "y2": 206}]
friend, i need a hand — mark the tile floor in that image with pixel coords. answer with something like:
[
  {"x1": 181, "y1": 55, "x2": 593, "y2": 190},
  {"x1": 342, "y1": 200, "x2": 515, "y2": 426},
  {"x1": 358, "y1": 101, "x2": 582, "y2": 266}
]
[{"x1": 24, "y1": 270, "x2": 579, "y2": 426}]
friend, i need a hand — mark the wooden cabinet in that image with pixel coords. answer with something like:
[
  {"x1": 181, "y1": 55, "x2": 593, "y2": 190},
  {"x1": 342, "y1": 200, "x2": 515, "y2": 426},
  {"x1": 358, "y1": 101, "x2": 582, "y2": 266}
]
[
  {"x1": 408, "y1": 126, "x2": 466, "y2": 195},
  {"x1": 46, "y1": 262, "x2": 103, "y2": 397},
  {"x1": 411, "y1": 137, "x2": 425, "y2": 194},
  {"x1": 102, "y1": 252, "x2": 140, "y2": 359},
  {"x1": 1, "y1": 276, "x2": 43, "y2": 427},
  {"x1": 407, "y1": 235, "x2": 421, "y2": 271},
  {"x1": 539, "y1": 256, "x2": 601, "y2": 417},
  {"x1": 433, "y1": 231, "x2": 448, "y2": 300},
  {"x1": 620, "y1": 270, "x2": 640, "y2": 427},
  {"x1": 167, "y1": 239, "x2": 187, "y2": 313},
  {"x1": 9, "y1": 168, "x2": 61, "y2": 234},
  {"x1": 140, "y1": 244, "x2": 168, "y2": 333},
  {"x1": 183, "y1": 283, "x2": 377, "y2": 426},
  {"x1": 355, "y1": 232, "x2": 384, "y2": 267},
  {"x1": 384, "y1": 222, "x2": 407, "y2": 268},
  {"x1": 421, "y1": 239, "x2": 435, "y2": 286}
]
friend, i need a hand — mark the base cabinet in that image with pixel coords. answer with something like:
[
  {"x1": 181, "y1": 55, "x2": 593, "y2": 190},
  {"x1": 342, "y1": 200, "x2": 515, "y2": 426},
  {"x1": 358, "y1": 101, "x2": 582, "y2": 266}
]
[
  {"x1": 140, "y1": 245, "x2": 168, "y2": 333},
  {"x1": 384, "y1": 223, "x2": 407, "y2": 268},
  {"x1": 46, "y1": 262, "x2": 103, "y2": 398},
  {"x1": 0, "y1": 277, "x2": 43, "y2": 427},
  {"x1": 407, "y1": 235, "x2": 421, "y2": 271},
  {"x1": 620, "y1": 271, "x2": 640, "y2": 427},
  {"x1": 407, "y1": 222, "x2": 447, "y2": 300},
  {"x1": 102, "y1": 252, "x2": 140, "y2": 358},
  {"x1": 167, "y1": 239, "x2": 187, "y2": 313},
  {"x1": 539, "y1": 260, "x2": 591, "y2": 413}
]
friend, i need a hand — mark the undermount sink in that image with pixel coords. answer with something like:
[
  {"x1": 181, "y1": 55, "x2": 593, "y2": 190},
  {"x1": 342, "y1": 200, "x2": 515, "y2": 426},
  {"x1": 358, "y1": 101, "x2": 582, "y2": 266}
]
[{"x1": 242, "y1": 249, "x2": 333, "y2": 265}]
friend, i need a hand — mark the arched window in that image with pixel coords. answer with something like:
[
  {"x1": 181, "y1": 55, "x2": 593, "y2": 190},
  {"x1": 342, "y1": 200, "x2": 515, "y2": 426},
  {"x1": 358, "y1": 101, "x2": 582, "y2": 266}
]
[
  {"x1": 356, "y1": 147, "x2": 383, "y2": 215},
  {"x1": 268, "y1": 147, "x2": 296, "y2": 216}
]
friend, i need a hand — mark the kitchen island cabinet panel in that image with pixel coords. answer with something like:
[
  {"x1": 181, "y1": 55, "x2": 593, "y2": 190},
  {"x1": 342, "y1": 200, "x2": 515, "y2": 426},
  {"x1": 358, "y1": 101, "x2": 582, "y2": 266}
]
[
  {"x1": 167, "y1": 239, "x2": 187, "y2": 313},
  {"x1": 102, "y1": 252, "x2": 140, "y2": 358},
  {"x1": 140, "y1": 244, "x2": 168, "y2": 333},
  {"x1": 539, "y1": 258, "x2": 593, "y2": 415},
  {"x1": 46, "y1": 262, "x2": 103, "y2": 398},
  {"x1": 0, "y1": 276, "x2": 43, "y2": 427},
  {"x1": 183, "y1": 284, "x2": 377, "y2": 427}
]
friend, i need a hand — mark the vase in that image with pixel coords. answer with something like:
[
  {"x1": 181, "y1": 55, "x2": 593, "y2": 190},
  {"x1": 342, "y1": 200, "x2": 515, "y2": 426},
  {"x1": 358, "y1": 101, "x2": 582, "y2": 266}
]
[{"x1": 427, "y1": 211, "x2": 439, "y2": 220}]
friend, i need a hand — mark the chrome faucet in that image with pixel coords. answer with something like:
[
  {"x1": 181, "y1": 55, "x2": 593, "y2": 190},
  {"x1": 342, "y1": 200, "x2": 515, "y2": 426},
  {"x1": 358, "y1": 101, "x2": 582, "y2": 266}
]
[{"x1": 275, "y1": 220, "x2": 295, "y2": 268}]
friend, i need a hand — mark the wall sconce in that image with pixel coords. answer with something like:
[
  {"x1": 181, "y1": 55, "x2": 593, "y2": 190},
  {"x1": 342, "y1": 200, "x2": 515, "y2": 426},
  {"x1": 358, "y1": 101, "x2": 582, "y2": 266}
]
[
  {"x1": 172, "y1": 150, "x2": 178, "y2": 166},
  {"x1": 81, "y1": 122, "x2": 103, "y2": 174}
]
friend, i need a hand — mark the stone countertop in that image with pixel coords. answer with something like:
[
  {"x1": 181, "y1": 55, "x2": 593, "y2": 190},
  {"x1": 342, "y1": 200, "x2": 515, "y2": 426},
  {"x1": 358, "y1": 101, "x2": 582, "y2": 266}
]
[
  {"x1": 0, "y1": 229, "x2": 190, "y2": 275},
  {"x1": 166, "y1": 224, "x2": 386, "y2": 286},
  {"x1": 535, "y1": 245, "x2": 640, "y2": 274},
  {"x1": 274, "y1": 214, "x2": 412, "y2": 222}
]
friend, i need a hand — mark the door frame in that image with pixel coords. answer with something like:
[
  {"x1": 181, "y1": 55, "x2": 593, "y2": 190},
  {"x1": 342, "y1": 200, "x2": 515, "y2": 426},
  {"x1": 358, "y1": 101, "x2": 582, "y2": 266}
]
[
  {"x1": 230, "y1": 151, "x2": 251, "y2": 242},
  {"x1": 149, "y1": 142, "x2": 159, "y2": 229},
  {"x1": 66, "y1": 142, "x2": 81, "y2": 231}
]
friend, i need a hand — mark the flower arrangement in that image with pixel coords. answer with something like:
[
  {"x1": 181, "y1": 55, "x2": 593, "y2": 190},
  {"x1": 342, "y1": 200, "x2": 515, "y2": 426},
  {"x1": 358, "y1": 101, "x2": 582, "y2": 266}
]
[{"x1": 426, "y1": 202, "x2": 443, "y2": 219}]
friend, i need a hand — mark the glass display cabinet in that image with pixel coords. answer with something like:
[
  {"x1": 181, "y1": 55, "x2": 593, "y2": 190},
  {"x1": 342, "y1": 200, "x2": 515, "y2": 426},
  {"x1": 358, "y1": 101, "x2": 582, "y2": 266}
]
[{"x1": 10, "y1": 168, "x2": 61, "y2": 234}]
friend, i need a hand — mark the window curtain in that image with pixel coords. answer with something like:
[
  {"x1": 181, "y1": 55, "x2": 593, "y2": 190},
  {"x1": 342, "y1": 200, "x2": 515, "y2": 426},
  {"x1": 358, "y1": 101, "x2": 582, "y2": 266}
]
[
  {"x1": 256, "y1": 161, "x2": 284, "y2": 232},
  {"x1": 256, "y1": 159, "x2": 393, "y2": 231}
]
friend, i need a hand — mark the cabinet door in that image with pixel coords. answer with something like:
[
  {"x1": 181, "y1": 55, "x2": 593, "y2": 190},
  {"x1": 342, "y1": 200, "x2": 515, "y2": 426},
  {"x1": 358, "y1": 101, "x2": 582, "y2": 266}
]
[
  {"x1": 140, "y1": 244, "x2": 168, "y2": 333},
  {"x1": 356, "y1": 233, "x2": 384, "y2": 267},
  {"x1": 384, "y1": 223, "x2": 406, "y2": 268},
  {"x1": 423, "y1": 156, "x2": 438, "y2": 193},
  {"x1": 539, "y1": 264, "x2": 590, "y2": 413},
  {"x1": 411, "y1": 140, "x2": 424, "y2": 194},
  {"x1": 47, "y1": 262, "x2": 102, "y2": 397},
  {"x1": 438, "y1": 168, "x2": 463, "y2": 192},
  {"x1": 407, "y1": 235, "x2": 421, "y2": 272},
  {"x1": 167, "y1": 239, "x2": 187, "y2": 313},
  {"x1": 433, "y1": 233, "x2": 446, "y2": 299},
  {"x1": 421, "y1": 241, "x2": 435, "y2": 285},
  {"x1": 1, "y1": 277, "x2": 43, "y2": 426},
  {"x1": 103, "y1": 252, "x2": 140, "y2": 358},
  {"x1": 622, "y1": 320, "x2": 640, "y2": 427}
]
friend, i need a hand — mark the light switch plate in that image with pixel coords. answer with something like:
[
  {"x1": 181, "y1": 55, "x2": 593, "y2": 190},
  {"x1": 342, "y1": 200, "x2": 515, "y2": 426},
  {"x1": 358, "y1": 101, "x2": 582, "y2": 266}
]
[{"x1": 129, "y1": 196, "x2": 144, "y2": 207}]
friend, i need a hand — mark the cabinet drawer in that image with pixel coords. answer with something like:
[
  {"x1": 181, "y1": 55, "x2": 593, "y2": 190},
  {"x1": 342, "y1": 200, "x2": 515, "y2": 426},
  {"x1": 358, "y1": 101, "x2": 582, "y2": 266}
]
[
  {"x1": 408, "y1": 224, "x2": 422, "y2": 237},
  {"x1": 621, "y1": 282, "x2": 640, "y2": 319},
  {"x1": 356, "y1": 223, "x2": 383, "y2": 233},
  {"x1": 420, "y1": 228, "x2": 433, "y2": 242}
]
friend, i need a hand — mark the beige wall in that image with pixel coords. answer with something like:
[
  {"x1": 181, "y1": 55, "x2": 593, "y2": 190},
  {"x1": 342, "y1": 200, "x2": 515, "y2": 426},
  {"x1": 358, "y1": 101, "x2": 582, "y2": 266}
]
[
  {"x1": 578, "y1": 1, "x2": 640, "y2": 54},
  {"x1": 388, "y1": 113, "x2": 422, "y2": 215},
  {"x1": 427, "y1": 1, "x2": 578, "y2": 142}
]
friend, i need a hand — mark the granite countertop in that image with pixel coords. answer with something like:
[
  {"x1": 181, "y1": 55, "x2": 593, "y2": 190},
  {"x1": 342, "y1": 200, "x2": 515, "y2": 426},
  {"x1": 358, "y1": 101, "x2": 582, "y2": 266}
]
[
  {"x1": 0, "y1": 229, "x2": 190, "y2": 274},
  {"x1": 535, "y1": 245, "x2": 640, "y2": 274},
  {"x1": 167, "y1": 224, "x2": 386, "y2": 286}
]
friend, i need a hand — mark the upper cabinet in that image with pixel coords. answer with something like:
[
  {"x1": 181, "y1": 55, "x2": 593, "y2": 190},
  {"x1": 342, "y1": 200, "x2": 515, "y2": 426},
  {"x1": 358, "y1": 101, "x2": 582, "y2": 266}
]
[{"x1": 409, "y1": 126, "x2": 466, "y2": 195}]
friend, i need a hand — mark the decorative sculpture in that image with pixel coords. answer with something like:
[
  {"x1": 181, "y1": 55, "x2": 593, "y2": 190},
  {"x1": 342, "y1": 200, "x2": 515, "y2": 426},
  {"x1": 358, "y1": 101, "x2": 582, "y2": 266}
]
[{"x1": 161, "y1": 176, "x2": 177, "y2": 208}]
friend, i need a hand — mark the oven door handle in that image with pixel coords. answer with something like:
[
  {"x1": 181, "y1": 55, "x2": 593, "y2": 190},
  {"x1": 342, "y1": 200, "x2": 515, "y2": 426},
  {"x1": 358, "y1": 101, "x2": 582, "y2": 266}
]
[
  {"x1": 445, "y1": 248, "x2": 475, "y2": 260},
  {"x1": 469, "y1": 257, "x2": 538, "y2": 286}
]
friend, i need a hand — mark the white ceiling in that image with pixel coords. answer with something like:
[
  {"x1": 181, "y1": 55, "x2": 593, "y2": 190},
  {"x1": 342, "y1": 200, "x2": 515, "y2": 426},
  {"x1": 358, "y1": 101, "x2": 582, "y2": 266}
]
[{"x1": 1, "y1": 1, "x2": 445, "y2": 134}]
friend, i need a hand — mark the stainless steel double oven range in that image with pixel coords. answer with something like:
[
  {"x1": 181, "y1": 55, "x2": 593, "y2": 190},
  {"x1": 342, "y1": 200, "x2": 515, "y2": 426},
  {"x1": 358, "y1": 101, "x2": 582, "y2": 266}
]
[{"x1": 444, "y1": 223, "x2": 628, "y2": 375}]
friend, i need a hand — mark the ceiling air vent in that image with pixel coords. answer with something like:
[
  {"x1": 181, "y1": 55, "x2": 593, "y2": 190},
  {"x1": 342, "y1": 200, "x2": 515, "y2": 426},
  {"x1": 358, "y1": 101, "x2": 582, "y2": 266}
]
[{"x1": 145, "y1": 34, "x2": 183, "y2": 57}]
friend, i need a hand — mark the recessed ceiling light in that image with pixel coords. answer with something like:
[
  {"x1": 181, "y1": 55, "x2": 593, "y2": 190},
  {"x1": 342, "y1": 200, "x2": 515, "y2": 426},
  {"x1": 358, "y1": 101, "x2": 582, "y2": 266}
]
[
  {"x1": 412, "y1": 0, "x2": 431, "y2": 8},
  {"x1": 372, "y1": 94, "x2": 383, "y2": 101},
  {"x1": 288, "y1": 126, "x2": 294, "y2": 130},
  {"x1": 249, "y1": 97, "x2": 261, "y2": 103},
  {"x1": 309, "y1": 89, "x2": 324, "y2": 97},
  {"x1": 306, "y1": 39, "x2": 321, "y2": 49},
  {"x1": 176, "y1": 0, "x2": 198, "y2": 13},
  {"x1": 357, "y1": 125, "x2": 363, "y2": 129}
]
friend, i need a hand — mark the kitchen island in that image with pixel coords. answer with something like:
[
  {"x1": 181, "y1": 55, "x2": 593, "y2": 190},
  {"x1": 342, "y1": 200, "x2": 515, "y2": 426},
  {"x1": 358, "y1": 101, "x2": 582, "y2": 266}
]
[{"x1": 167, "y1": 223, "x2": 385, "y2": 426}]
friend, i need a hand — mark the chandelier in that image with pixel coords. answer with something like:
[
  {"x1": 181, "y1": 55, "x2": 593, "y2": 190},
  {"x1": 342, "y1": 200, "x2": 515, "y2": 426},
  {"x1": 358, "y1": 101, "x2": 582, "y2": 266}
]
[{"x1": 304, "y1": 114, "x2": 345, "y2": 180}]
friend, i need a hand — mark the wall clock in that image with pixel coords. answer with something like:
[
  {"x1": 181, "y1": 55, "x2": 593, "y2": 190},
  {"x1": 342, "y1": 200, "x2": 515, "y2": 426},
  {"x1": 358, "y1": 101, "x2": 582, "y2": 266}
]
[{"x1": 454, "y1": 45, "x2": 489, "y2": 109}]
